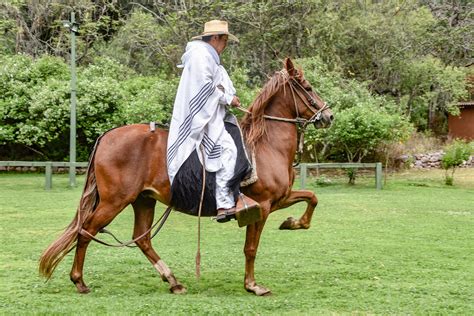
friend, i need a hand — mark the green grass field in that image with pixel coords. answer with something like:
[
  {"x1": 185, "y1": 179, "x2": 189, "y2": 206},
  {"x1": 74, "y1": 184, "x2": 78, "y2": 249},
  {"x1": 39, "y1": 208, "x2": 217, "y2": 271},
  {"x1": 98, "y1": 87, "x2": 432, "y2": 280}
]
[{"x1": 0, "y1": 169, "x2": 473, "y2": 315}]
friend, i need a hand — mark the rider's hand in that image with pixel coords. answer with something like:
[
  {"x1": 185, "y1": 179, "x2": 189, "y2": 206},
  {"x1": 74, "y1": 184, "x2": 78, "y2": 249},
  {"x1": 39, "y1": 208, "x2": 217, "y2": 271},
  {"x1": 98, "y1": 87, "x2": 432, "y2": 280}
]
[{"x1": 230, "y1": 96, "x2": 241, "y2": 107}]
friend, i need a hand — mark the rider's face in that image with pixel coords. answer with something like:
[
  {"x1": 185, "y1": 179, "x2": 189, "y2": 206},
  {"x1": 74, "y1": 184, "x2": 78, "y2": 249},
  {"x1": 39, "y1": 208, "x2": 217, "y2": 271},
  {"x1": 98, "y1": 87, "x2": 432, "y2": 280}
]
[{"x1": 211, "y1": 35, "x2": 228, "y2": 55}]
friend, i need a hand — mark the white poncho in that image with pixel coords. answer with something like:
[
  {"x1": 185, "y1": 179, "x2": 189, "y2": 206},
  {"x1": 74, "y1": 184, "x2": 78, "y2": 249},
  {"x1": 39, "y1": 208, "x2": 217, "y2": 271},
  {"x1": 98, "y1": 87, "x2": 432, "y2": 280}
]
[{"x1": 167, "y1": 40, "x2": 236, "y2": 185}]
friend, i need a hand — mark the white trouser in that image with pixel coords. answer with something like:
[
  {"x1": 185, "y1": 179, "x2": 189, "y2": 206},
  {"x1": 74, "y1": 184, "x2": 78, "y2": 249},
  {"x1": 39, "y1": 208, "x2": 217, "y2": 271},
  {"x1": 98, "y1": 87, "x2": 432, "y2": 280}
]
[{"x1": 215, "y1": 130, "x2": 237, "y2": 209}]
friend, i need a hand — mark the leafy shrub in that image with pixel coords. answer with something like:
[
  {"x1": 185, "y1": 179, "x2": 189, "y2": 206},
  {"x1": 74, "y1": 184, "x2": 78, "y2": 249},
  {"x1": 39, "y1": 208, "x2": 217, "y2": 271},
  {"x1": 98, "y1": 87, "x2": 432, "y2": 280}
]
[
  {"x1": 328, "y1": 104, "x2": 413, "y2": 162},
  {"x1": 118, "y1": 75, "x2": 179, "y2": 125},
  {"x1": 0, "y1": 54, "x2": 181, "y2": 161},
  {"x1": 82, "y1": 56, "x2": 135, "y2": 81},
  {"x1": 346, "y1": 168, "x2": 357, "y2": 185},
  {"x1": 315, "y1": 175, "x2": 331, "y2": 186},
  {"x1": 441, "y1": 140, "x2": 473, "y2": 185},
  {"x1": 0, "y1": 54, "x2": 70, "y2": 159},
  {"x1": 230, "y1": 67, "x2": 260, "y2": 109}
]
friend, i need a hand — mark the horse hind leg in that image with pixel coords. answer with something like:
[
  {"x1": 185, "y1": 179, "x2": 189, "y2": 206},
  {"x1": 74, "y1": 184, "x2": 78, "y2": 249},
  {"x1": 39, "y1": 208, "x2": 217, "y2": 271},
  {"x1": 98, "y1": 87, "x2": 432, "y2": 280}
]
[
  {"x1": 132, "y1": 195, "x2": 186, "y2": 294},
  {"x1": 278, "y1": 190, "x2": 318, "y2": 230},
  {"x1": 70, "y1": 199, "x2": 129, "y2": 293}
]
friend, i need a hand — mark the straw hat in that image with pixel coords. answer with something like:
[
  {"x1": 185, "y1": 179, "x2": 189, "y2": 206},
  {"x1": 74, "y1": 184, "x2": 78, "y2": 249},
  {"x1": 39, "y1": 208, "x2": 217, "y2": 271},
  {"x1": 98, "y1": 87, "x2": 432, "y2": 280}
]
[{"x1": 191, "y1": 20, "x2": 239, "y2": 43}]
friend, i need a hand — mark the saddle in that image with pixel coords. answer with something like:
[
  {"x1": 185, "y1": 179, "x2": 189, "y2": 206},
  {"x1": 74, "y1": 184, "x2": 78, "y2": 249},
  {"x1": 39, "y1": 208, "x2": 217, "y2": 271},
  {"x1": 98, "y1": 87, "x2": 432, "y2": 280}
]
[{"x1": 166, "y1": 113, "x2": 259, "y2": 218}]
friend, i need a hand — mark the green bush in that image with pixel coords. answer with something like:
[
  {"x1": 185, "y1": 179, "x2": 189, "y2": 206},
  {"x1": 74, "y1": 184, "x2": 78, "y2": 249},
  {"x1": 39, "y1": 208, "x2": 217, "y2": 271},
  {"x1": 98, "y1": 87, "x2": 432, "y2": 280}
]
[
  {"x1": 441, "y1": 140, "x2": 473, "y2": 185},
  {"x1": 118, "y1": 75, "x2": 178, "y2": 125},
  {"x1": 0, "y1": 54, "x2": 71, "y2": 159},
  {"x1": 0, "y1": 54, "x2": 181, "y2": 161}
]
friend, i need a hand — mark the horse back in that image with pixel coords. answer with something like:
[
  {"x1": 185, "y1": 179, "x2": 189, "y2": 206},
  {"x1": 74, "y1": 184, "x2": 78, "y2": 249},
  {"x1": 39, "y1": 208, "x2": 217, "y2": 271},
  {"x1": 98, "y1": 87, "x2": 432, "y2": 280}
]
[{"x1": 93, "y1": 124, "x2": 171, "y2": 204}]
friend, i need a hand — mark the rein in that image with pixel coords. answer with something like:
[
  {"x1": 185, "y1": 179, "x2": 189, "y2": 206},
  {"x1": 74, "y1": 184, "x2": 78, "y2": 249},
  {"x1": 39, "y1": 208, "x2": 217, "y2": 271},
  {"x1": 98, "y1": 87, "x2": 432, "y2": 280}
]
[
  {"x1": 237, "y1": 74, "x2": 330, "y2": 166},
  {"x1": 195, "y1": 145, "x2": 206, "y2": 279},
  {"x1": 79, "y1": 206, "x2": 172, "y2": 248}
]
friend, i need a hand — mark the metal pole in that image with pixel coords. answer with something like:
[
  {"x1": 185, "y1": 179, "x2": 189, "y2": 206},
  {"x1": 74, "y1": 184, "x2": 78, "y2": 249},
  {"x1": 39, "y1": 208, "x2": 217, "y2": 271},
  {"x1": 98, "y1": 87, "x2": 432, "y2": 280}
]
[{"x1": 69, "y1": 12, "x2": 77, "y2": 187}]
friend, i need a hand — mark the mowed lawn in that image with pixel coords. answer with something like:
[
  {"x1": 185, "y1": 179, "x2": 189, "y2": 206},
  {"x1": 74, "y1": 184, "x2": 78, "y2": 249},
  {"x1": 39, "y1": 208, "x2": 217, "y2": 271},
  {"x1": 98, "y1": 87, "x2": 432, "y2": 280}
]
[{"x1": 0, "y1": 169, "x2": 473, "y2": 314}]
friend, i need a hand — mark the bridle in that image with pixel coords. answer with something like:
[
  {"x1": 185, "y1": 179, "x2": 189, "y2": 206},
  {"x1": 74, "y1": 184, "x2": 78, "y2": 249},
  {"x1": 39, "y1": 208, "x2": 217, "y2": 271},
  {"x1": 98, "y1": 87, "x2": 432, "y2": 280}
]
[
  {"x1": 238, "y1": 71, "x2": 329, "y2": 125},
  {"x1": 289, "y1": 75, "x2": 330, "y2": 125},
  {"x1": 237, "y1": 70, "x2": 330, "y2": 166}
]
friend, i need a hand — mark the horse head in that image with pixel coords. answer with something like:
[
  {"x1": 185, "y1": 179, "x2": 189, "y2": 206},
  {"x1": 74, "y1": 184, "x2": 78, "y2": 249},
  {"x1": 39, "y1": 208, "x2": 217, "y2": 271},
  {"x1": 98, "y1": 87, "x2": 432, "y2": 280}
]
[
  {"x1": 241, "y1": 58, "x2": 333, "y2": 147},
  {"x1": 283, "y1": 58, "x2": 333, "y2": 129}
]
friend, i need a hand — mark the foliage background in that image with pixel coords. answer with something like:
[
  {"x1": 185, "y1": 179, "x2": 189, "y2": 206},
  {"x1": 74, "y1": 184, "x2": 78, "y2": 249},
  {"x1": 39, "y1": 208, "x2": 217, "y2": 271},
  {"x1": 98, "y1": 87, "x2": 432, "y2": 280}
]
[{"x1": 0, "y1": 0, "x2": 472, "y2": 161}]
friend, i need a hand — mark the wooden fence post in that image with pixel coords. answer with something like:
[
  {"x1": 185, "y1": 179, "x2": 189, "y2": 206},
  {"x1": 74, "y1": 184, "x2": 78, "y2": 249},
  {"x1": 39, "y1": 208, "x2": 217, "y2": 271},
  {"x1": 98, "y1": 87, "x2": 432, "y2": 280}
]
[
  {"x1": 45, "y1": 162, "x2": 52, "y2": 190},
  {"x1": 300, "y1": 164, "x2": 307, "y2": 189},
  {"x1": 375, "y1": 162, "x2": 382, "y2": 190}
]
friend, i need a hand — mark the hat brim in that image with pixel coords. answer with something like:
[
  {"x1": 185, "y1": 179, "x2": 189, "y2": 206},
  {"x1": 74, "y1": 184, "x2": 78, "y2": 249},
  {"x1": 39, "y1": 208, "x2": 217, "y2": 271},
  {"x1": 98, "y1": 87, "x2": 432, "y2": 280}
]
[{"x1": 191, "y1": 32, "x2": 239, "y2": 43}]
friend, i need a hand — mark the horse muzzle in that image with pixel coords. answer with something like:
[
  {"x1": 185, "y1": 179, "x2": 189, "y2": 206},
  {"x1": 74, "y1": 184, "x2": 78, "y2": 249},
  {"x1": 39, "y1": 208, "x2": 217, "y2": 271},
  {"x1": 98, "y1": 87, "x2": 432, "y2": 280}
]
[{"x1": 313, "y1": 108, "x2": 333, "y2": 129}]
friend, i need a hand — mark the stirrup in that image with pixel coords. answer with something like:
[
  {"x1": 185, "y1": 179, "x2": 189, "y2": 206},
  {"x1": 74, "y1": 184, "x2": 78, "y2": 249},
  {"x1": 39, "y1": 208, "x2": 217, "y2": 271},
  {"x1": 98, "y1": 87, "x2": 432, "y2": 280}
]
[{"x1": 235, "y1": 193, "x2": 262, "y2": 227}]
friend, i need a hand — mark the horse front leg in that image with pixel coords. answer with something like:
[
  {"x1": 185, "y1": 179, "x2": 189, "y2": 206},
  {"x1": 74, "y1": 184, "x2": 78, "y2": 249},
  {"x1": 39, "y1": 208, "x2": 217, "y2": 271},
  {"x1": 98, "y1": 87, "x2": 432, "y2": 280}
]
[
  {"x1": 244, "y1": 215, "x2": 271, "y2": 296},
  {"x1": 278, "y1": 190, "x2": 318, "y2": 230}
]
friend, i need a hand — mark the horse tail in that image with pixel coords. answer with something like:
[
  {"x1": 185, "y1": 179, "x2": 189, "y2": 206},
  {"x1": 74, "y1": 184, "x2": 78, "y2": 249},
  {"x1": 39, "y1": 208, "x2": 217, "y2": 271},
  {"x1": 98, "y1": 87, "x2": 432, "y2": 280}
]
[{"x1": 39, "y1": 137, "x2": 102, "y2": 279}]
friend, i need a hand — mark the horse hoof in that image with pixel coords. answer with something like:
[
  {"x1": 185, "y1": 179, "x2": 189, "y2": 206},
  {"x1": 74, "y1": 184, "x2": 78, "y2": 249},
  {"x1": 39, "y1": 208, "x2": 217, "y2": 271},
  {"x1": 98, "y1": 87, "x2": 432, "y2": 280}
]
[
  {"x1": 170, "y1": 284, "x2": 187, "y2": 294},
  {"x1": 246, "y1": 284, "x2": 272, "y2": 296},
  {"x1": 76, "y1": 284, "x2": 91, "y2": 294},
  {"x1": 279, "y1": 217, "x2": 298, "y2": 230}
]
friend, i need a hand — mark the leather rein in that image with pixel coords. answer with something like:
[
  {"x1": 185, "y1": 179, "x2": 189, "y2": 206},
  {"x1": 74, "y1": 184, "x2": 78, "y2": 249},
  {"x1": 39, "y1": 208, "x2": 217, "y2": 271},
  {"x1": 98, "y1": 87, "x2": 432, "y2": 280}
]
[
  {"x1": 237, "y1": 71, "x2": 330, "y2": 166},
  {"x1": 79, "y1": 206, "x2": 172, "y2": 248}
]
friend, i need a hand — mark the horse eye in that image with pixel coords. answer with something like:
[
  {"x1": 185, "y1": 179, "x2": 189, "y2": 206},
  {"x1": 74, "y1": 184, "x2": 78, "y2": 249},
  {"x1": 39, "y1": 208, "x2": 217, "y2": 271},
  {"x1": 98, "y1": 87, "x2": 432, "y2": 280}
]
[{"x1": 305, "y1": 86, "x2": 312, "y2": 92}]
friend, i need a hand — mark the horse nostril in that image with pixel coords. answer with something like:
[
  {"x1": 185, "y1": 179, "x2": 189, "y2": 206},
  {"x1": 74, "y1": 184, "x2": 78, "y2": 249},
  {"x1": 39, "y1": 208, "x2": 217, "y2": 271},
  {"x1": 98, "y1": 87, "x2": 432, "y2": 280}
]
[{"x1": 329, "y1": 115, "x2": 334, "y2": 121}]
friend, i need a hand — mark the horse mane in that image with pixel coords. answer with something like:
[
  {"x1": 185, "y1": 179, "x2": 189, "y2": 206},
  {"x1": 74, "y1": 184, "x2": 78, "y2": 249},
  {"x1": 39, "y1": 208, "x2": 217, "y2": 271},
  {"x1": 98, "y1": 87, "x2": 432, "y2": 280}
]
[{"x1": 240, "y1": 70, "x2": 289, "y2": 148}]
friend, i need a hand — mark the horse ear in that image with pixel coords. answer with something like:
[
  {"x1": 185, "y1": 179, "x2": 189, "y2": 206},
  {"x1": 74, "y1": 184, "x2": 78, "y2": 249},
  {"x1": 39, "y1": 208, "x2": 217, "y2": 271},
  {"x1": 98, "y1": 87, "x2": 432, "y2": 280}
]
[{"x1": 284, "y1": 58, "x2": 296, "y2": 78}]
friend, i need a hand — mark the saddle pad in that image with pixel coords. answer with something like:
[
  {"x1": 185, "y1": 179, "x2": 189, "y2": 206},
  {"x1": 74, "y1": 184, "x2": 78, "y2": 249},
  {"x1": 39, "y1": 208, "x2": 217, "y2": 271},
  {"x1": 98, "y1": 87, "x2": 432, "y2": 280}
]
[{"x1": 240, "y1": 151, "x2": 258, "y2": 187}]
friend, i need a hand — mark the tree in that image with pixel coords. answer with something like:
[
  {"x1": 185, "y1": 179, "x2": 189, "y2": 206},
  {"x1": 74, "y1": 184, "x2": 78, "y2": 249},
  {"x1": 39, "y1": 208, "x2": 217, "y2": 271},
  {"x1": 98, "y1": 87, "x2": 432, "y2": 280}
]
[
  {"x1": 1, "y1": 0, "x2": 472, "y2": 161},
  {"x1": 298, "y1": 0, "x2": 469, "y2": 134},
  {"x1": 422, "y1": 0, "x2": 474, "y2": 67},
  {"x1": 398, "y1": 56, "x2": 468, "y2": 131},
  {"x1": 0, "y1": 0, "x2": 126, "y2": 60}
]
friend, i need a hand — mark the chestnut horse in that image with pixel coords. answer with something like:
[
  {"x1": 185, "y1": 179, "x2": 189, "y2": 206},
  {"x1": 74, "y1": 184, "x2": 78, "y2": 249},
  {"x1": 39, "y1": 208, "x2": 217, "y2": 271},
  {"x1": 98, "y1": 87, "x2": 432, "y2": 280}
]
[{"x1": 39, "y1": 58, "x2": 333, "y2": 296}]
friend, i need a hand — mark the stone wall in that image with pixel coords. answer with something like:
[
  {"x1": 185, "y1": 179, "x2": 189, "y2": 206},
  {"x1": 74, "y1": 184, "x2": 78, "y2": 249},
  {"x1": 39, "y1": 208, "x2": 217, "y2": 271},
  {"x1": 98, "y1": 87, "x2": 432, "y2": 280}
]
[{"x1": 399, "y1": 152, "x2": 473, "y2": 169}]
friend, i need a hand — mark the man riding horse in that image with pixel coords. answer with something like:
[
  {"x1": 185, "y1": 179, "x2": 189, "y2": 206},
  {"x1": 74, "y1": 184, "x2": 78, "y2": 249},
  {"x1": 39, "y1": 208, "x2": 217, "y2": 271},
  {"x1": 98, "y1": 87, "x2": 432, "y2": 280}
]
[
  {"x1": 39, "y1": 20, "x2": 333, "y2": 295},
  {"x1": 167, "y1": 20, "x2": 259, "y2": 222}
]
